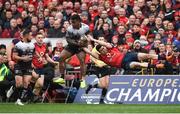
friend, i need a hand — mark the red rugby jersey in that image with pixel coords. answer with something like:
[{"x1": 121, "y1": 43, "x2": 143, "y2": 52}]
[
  {"x1": 99, "y1": 47, "x2": 125, "y2": 68},
  {"x1": 32, "y1": 43, "x2": 48, "y2": 69}
]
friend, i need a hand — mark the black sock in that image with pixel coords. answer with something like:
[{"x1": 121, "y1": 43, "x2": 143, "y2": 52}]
[
  {"x1": 100, "y1": 88, "x2": 107, "y2": 102},
  {"x1": 92, "y1": 83, "x2": 100, "y2": 88},
  {"x1": 16, "y1": 87, "x2": 23, "y2": 99},
  {"x1": 20, "y1": 88, "x2": 28, "y2": 99}
]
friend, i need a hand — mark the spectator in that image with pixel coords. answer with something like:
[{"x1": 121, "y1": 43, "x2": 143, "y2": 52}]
[
  {"x1": 30, "y1": 24, "x2": 38, "y2": 38},
  {"x1": 97, "y1": 10, "x2": 112, "y2": 28},
  {"x1": 118, "y1": 8, "x2": 129, "y2": 25},
  {"x1": 62, "y1": 2, "x2": 73, "y2": 21},
  {"x1": 1, "y1": 18, "x2": 20, "y2": 38},
  {"x1": 111, "y1": 35, "x2": 119, "y2": 48},
  {"x1": 21, "y1": 11, "x2": 31, "y2": 28},
  {"x1": 28, "y1": 4, "x2": 36, "y2": 17},
  {"x1": 116, "y1": 25, "x2": 126, "y2": 45},
  {"x1": 16, "y1": 0, "x2": 24, "y2": 13},
  {"x1": 132, "y1": 40, "x2": 148, "y2": 53},
  {"x1": 80, "y1": 11, "x2": 90, "y2": 24},
  {"x1": 0, "y1": 52, "x2": 13, "y2": 102},
  {"x1": 163, "y1": 1, "x2": 175, "y2": 21},
  {"x1": 38, "y1": 20, "x2": 45, "y2": 30},
  {"x1": 148, "y1": 4, "x2": 158, "y2": 16},
  {"x1": 128, "y1": 15, "x2": 136, "y2": 28},
  {"x1": 4, "y1": 1, "x2": 11, "y2": 11},
  {"x1": 11, "y1": 3, "x2": 21, "y2": 18},
  {"x1": 46, "y1": 16, "x2": 55, "y2": 29},
  {"x1": 55, "y1": 12, "x2": 63, "y2": 23},
  {"x1": 158, "y1": 28, "x2": 166, "y2": 39},
  {"x1": 147, "y1": 14, "x2": 156, "y2": 28},
  {"x1": 47, "y1": 20, "x2": 65, "y2": 38},
  {"x1": 3, "y1": 10, "x2": 13, "y2": 29},
  {"x1": 74, "y1": 1, "x2": 81, "y2": 13},
  {"x1": 112, "y1": 16, "x2": 119, "y2": 32},
  {"x1": 63, "y1": 20, "x2": 70, "y2": 30},
  {"x1": 174, "y1": 11, "x2": 180, "y2": 31},
  {"x1": 16, "y1": 17, "x2": 23, "y2": 29},
  {"x1": 93, "y1": 22, "x2": 114, "y2": 43},
  {"x1": 104, "y1": 0, "x2": 114, "y2": 18},
  {"x1": 31, "y1": 16, "x2": 38, "y2": 26},
  {"x1": 150, "y1": 17, "x2": 163, "y2": 34},
  {"x1": 23, "y1": 0, "x2": 29, "y2": 11},
  {"x1": 155, "y1": 43, "x2": 174, "y2": 74},
  {"x1": 131, "y1": 24, "x2": 141, "y2": 40}
]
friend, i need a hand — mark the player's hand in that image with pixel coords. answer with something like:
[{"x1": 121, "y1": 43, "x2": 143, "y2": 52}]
[
  {"x1": 23, "y1": 56, "x2": 32, "y2": 62},
  {"x1": 78, "y1": 37, "x2": 88, "y2": 47}
]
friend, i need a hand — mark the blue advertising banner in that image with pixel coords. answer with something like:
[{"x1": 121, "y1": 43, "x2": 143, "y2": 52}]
[
  {"x1": 74, "y1": 75, "x2": 102, "y2": 104},
  {"x1": 105, "y1": 75, "x2": 180, "y2": 104},
  {"x1": 74, "y1": 75, "x2": 180, "y2": 104}
]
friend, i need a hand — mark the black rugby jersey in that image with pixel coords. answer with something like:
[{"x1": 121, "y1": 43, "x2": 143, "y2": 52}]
[
  {"x1": 66, "y1": 23, "x2": 90, "y2": 41},
  {"x1": 13, "y1": 41, "x2": 35, "y2": 68}
]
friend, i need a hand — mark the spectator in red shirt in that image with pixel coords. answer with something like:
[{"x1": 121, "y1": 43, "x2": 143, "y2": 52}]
[
  {"x1": 118, "y1": 8, "x2": 129, "y2": 25},
  {"x1": 104, "y1": 0, "x2": 115, "y2": 18}
]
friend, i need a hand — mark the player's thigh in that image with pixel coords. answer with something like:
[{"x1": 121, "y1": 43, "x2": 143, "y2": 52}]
[
  {"x1": 99, "y1": 76, "x2": 109, "y2": 88},
  {"x1": 23, "y1": 75, "x2": 32, "y2": 82},
  {"x1": 59, "y1": 49, "x2": 74, "y2": 61},
  {"x1": 76, "y1": 51, "x2": 86, "y2": 63},
  {"x1": 32, "y1": 70, "x2": 39, "y2": 80},
  {"x1": 104, "y1": 76, "x2": 109, "y2": 87},
  {"x1": 23, "y1": 70, "x2": 32, "y2": 87},
  {"x1": 15, "y1": 75, "x2": 23, "y2": 87}
]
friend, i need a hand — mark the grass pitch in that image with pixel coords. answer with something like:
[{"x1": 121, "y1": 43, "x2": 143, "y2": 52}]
[{"x1": 0, "y1": 103, "x2": 180, "y2": 113}]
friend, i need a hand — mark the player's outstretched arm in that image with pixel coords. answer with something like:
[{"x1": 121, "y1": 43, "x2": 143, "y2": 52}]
[{"x1": 89, "y1": 37, "x2": 112, "y2": 48}]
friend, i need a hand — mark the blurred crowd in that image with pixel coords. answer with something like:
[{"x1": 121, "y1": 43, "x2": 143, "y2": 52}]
[
  {"x1": 0, "y1": 0, "x2": 179, "y2": 103},
  {"x1": 0, "y1": 0, "x2": 179, "y2": 72}
]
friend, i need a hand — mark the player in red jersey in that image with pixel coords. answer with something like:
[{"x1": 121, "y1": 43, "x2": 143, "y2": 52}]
[
  {"x1": 32, "y1": 32, "x2": 58, "y2": 100},
  {"x1": 85, "y1": 37, "x2": 159, "y2": 70}
]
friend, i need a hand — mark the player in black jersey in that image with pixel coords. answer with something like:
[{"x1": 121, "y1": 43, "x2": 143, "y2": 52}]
[
  {"x1": 13, "y1": 29, "x2": 35, "y2": 105},
  {"x1": 58, "y1": 14, "x2": 91, "y2": 88}
]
